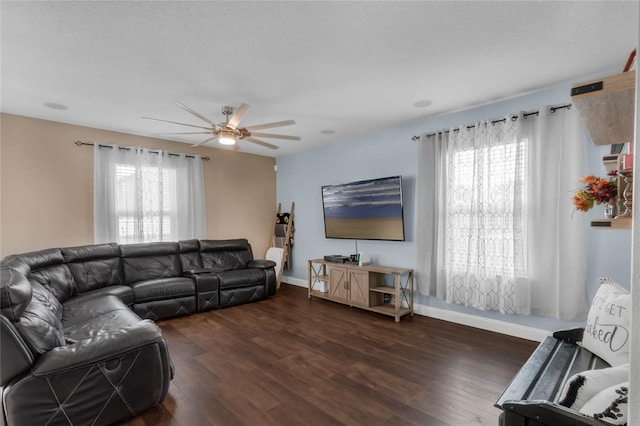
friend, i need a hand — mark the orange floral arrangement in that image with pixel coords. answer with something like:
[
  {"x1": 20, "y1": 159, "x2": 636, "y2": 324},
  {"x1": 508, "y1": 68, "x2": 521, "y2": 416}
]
[{"x1": 573, "y1": 172, "x2": 618, "y2": 212}]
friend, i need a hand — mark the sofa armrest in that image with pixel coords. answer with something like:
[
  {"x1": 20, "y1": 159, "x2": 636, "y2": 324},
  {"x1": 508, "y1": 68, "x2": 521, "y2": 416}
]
[
  {"x1": 7, "y1": 320, "x2": 172, "y2": 426},
  {"x1": 247, "y1": 260, "x2": 277, "y2": 296},
  {"x1": 188, "y1": 272, "x2": 219, "y2": 312},
  {"x1": 32, "y1": 320, "x2": 163, "y2": 376},
  {"x1": 1, "y1": 315, "x2": 34, "y2": 386},
  {"x1": 552, "y1": 327, "x2": 584, "y2": 344},
  {"x1": 247, "y1": 259, "x2": 276, "y2": 270}
]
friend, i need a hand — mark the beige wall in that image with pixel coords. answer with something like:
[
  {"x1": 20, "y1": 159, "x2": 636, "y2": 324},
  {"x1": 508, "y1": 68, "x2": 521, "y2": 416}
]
[{"x1": 0, "y1": 113, "x2": 276, "y2": 258}]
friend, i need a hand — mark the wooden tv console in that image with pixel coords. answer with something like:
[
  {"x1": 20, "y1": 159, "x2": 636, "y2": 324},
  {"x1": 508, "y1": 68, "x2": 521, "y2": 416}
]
[{"x1": 307, "y1": 258, "x2": 413, "y2": 322}]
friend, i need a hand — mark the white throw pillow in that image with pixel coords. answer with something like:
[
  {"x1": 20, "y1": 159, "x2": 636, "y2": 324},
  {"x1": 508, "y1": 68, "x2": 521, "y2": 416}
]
[
  {"x1": 579, "y1": 381, "x2": 628, "y2": 425},
  {"x1": 582, "y1": 278, "x2": 630, "y2": 366},
  {"x1": 558, "y1": 363, "x2": 629, "y2": 410}
]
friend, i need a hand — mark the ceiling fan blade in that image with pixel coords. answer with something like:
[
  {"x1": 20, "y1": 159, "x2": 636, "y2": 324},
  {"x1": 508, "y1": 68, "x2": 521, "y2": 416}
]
[
  {"x1": 175, "y1": 102, "x2": 221, "y2": 127},
  {"x1": 142, "y1": 116, "x2": 212, "y2": 130},
  {"x1": 191, "y1": 137, "x2": 217, "y2": 147},
  {"x1": 156, "y1": 131, "x2": 211, "y2": 135},
  {"x1": 227, "y1": 103, "x2": 250, "y2": 129},
  {"x1": 244, "y1": 137, "x2": 279, "y2": 150},
  {"x1": 245, "y1": 120, "x2": 296, "y2": 131},
  {"x1": 250, "y1": 132, "x2": 301, "y2": 141}
]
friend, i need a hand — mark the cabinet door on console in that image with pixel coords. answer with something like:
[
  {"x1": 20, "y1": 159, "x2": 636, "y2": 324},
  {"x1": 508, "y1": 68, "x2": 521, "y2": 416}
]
[
  {"x1": 329, "y1": 266, "x2": 348, "y2": 302},
  {"x1": 348, "y1": 270, "x2": 369, "y2": 307}
]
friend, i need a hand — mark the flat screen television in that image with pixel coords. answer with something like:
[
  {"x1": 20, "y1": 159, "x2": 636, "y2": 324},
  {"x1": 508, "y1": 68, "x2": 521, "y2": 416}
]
[{"x1": 321, "y1": 175, "x2": 405, "y2": 241}]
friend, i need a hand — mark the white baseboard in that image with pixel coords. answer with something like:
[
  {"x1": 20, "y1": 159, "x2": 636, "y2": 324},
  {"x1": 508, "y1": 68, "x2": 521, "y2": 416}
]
[
  {"x1": 413, "y1": 303, "x2": 550, "y2": 342},
  {"x1": 281, "y1": 276, "x2": 549, "y2": 342},
  {"x1": 282, "y1": 276, "x2": 308, "y2": 287}
]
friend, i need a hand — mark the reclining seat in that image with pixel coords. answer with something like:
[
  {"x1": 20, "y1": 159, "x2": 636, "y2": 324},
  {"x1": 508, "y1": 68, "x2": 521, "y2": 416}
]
[
  {"x1": 198, "y1": 239, "x2": 276, "y2": 308},
  {"x1": 61, "y1": 242, "x2": 133, "y2": 306},
  {"x1": 0, "y1": 249, "x2": 172, "y2": 426},
  {"x1": 120, "y1": 242, "x2": 196, "y2": 320}
]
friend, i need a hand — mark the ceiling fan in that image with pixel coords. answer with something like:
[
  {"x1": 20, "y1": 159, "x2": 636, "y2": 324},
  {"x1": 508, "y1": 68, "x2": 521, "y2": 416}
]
[{"x1": 143, "y1": 102, "x2": 301, "y2": 150}]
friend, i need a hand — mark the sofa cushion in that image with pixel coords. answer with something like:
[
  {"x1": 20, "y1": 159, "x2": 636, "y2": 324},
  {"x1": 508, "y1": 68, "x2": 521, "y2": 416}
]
[
  {"x1": 62, "y1": 294, "x2": 135, "y2": 329},
  {"x1": 579, "y1": 381, "x2": 628, "y2": 424},
  {"x1": 583, "y1": 277, "x2": 630, "y2": 366},
  {"x1": 559, "y1": 363, "x2": 629, "y2": 410},
  {"x1": 13, "y1": 248, "x2": 64, "y2": 271},
  {"x1": 63, "y1": 285, "x2": 135, "y2": 307},
  {"x1": 130, "y1": 277, "x2": 195, "y2": 303},
  {"x1": 17, "y1": 248, "x2": 77, "y2": 303},
  {"x1": 200, "y1": 239, "x2": 253, "y2": 271},
  {"x1": 179, "y1": 239, "x2": 202, "y2": 271},
  {"x1": 1, "y1": 265, "x2": 32, "y2": 321},
  {"x1": 62, "y1": 243, "x2": 124, "y2": 293},
  {"x1": 14, "y1": 282, "x2": 66, "y2": 355},
  {"x1": 120, "y1": 242, "x2": 182, "y2": 284},
  {"x1": 64, "y1": 301, "x2": 144, "y2": 342},
  {"x1": 28, "y1": 264, "x2": 77, "y2": 303},
  {"x1": 217, "y1": 269, "x2": 266, "y2": 289}
]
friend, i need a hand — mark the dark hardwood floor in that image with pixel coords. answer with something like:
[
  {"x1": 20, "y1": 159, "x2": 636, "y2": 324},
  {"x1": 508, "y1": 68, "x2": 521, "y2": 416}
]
[{"x1": 121, "y1": 284, "x2": 538, "y2": 426}]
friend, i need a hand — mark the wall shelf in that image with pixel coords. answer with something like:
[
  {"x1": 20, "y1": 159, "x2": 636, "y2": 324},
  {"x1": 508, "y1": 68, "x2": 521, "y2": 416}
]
[
  {"x1": 591, "y1": 217, "x2": 632, "y2": 229},
  {"x1": 589, "y1": 165, "x2": 633, "y2": 229}
]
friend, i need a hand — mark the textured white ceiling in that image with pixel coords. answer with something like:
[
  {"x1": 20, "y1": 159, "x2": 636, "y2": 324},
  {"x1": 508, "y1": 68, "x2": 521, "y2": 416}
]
[{"x1": 1, "y1": 1, "x2": 638, "y2": 157}]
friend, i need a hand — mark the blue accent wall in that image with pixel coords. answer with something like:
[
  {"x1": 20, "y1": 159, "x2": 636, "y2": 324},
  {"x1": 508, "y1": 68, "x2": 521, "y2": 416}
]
[{"x1": 276, "y1": 76, "x2": 632, "y2": 332}]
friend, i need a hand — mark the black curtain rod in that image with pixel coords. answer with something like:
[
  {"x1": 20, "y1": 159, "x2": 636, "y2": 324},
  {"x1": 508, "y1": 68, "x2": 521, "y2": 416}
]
[
  {"x1": 410, "y1": 104, "x2": 572, "y2": 141},
  {"x1": 75, "y1": 141, "x2": 210, "y2": 161}
]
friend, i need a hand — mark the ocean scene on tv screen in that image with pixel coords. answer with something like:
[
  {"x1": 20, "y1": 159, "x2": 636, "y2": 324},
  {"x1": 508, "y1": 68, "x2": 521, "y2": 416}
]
[{"x1": 322, "y1": 176, "x2": 404, "y2": 240}]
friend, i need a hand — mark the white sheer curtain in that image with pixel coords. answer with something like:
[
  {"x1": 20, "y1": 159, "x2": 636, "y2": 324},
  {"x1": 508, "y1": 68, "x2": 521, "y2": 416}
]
[
  {"x1": 94, "y1": 144, "x2": 206, "y2": 244},
  {"x1": 416, "y1": 107, "x2": 589, "y2": 320}
]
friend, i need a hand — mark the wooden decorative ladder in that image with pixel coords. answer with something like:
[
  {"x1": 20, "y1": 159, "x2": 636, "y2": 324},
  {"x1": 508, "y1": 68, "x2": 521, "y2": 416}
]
[{"x1": 272, "y1": 202, "x2": 294, "y2": 289}]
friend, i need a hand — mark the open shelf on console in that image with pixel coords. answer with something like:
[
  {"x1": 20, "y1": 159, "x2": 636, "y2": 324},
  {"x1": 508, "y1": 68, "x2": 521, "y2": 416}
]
[{"x1": 367, "y1": 304, "x2": 412, "y2": 317}]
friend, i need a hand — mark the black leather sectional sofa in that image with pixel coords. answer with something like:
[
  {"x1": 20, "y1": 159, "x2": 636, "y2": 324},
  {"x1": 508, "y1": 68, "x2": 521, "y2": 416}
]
[{"x1": 0, "y1": 239, "x2": 276, "y2": 426}]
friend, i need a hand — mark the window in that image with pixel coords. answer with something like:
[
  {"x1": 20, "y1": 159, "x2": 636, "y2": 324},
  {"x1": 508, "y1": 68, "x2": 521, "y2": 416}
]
[
  {"x1": 442, "y1": 123, "x2": 528, "y2": 312},
  {"x1": 94, "y1": 144, "x2": 206, "y2": 244},
  {"x1": 446, "y1": 136, "x2": 528, "y2": 282},
  {"x1": 417, "y1": 107, "x2": 589, "y2": 320},
  {"x1": 114, "y1": 164, "x2": 178, "y2": 243}
]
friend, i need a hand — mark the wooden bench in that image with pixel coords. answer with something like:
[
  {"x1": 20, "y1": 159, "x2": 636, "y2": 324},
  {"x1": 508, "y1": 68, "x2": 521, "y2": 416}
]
[{"x1": 495, "y1": 330, "x2": 610, "y2": 426}]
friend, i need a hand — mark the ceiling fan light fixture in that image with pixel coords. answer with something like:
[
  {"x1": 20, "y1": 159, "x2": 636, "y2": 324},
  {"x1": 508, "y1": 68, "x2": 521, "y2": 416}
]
[
  {"x1": 144, "y1": 102, "x2": 299, "y2": 150},
  {"x1": 218, "y1": 131, "x2": 236, "y2": 145}
]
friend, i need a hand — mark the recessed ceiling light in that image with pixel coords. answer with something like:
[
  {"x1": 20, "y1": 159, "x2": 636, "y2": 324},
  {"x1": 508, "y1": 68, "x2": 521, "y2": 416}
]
[
  {"x1": 320, "y1": 129, "x2": 335, "y2": 135},
  {"x1": 43, "y1": 102, "x2": 69, "y2": 110},
  {"x1": 413, "y1": 100, "x2": 432, "y2": 108}
]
